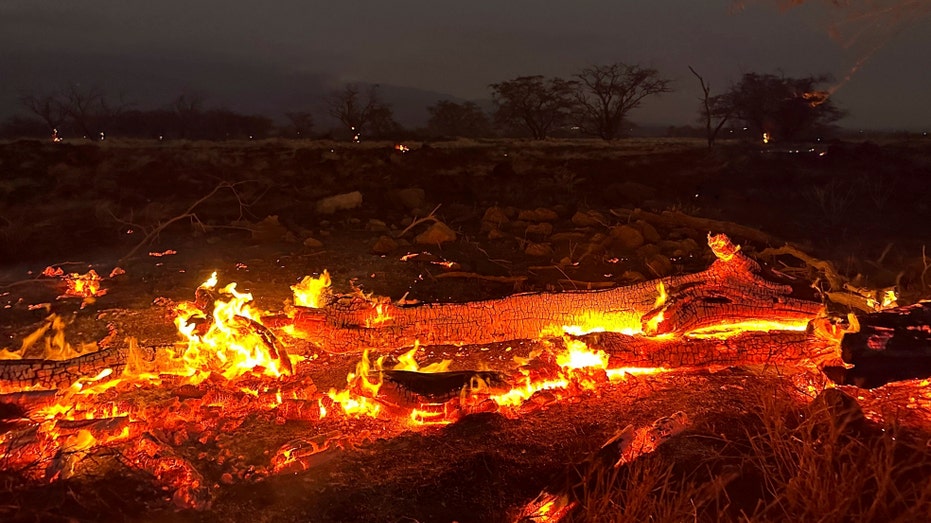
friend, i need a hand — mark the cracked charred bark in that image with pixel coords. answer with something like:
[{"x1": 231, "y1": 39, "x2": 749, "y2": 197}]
[{"x1": 286, "y1": 245, "x2": 823, "y2": 352}]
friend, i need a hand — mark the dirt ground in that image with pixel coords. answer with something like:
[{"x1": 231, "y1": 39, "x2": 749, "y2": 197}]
[{"x1": 1, "y1": 137, "x2": 930, "y2": 522}]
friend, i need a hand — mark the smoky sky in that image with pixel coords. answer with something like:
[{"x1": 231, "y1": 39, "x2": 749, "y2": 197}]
[{"x1": 1, "y1": 1, "x2": 929, "y2": 130}]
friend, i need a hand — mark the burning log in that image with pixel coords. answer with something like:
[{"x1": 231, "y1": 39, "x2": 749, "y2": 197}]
[
  {"x1": 579, "y1": 329, "x2": 841, "y2": 370},
  {"x1": 284, "y1": 235, "x2": 823, "y2": 352}
]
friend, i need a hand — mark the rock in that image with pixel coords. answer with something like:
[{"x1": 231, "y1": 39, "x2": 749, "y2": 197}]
[
  {"x1": 303, "y1": 237, "x2": 324, "y2": 248},
  {"x1": 525, "y1": 222, "x2": 553, "y2": 238},
  {"x1": 366, "y1": 219, "x2": 390, "y2": 233},
  {"x1": 482, "y1": 207, "x2": 510, "y2": 230},
  {"x1": 414, "y1": 221, "x2": 457, "y2": 245},
  {"x1": 643, "y1": 253, "x2": 674, "y2": 277},
  {"x1": 488, "y1": 228, "x2": 508, "y2": 240},
  {"x1": 389, "y1": 188, "x2": 426, "y2": 211},
  {"x1": 636, "y1": 244, "x2": 661, "y2": 258},
  {"x1": 549, "y1": 232, "x2": 588, "y2": 243},
  {"x1": 609, "y1": 225, "x2": 645, "y2": 251},
  {"x1": 315, "y1": 191, "x2": 363, "y2": 214},
  {"x1": 525, "y1": 242, "x2": 554, "y2": 257},
  {"x1": 371, "y1": 235, "x2": 399, "y2": 255},
  {"x1": 679, "y1": 238, "x2": 700, "y2": 255},
  {"x1": 571, "y1": 210, "x2": 605, "y2": 227},
  {"x1": 518, "y1": 208, "x2": 559, "y2": 222},
  {"x1": 637, "y1": 221, "x2": 661, "y2": 243},
  {"x1": 251, "y1": 215, "x2": 290, "y2": 243}
]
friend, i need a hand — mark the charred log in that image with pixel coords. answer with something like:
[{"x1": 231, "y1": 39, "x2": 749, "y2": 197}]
[
  {"x1": 580, "y1": 329, "x2": 840, "y2": 370},
  {"x1": 285, "y1": 236, "x2": 823, "y2": 352},
  {"x1": 839, "y1": 301, "x2": 931, "y2": 387},
  {"x1": 0, "y1": 344, "x2": 155, "y2": 391}
]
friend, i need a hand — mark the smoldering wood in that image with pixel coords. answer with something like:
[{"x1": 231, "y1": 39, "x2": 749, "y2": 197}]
[{"x1": 284, "y1": 247, "x2": 822, "y2": 352}]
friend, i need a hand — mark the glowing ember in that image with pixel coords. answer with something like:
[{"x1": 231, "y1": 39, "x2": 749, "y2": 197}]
[
  {"x1": 762, "y1": 131, "x2": 772, "y2": 144},
  {"x1": 291, "y1": 271, "x2": 331, "y2": 308},
  {"x1": 63, "y1": 270, "x2": 106, "y2": 298}
]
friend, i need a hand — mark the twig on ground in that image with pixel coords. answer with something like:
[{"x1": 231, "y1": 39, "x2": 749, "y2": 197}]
[{"x1": 395, "y1": 204, "x2": 442, "y2": 238}]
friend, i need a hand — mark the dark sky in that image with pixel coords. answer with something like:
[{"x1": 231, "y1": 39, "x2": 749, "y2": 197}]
[{"x1": 2, "y1": 1, "x2": 929, "y2": 130}]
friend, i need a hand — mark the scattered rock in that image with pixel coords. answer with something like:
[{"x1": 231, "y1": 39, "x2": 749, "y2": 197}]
[
  {"x1": 302, "y1": 237, "x2": 324, "y2": 248},
  {"x1": 315, "y1": 191, "x2": 362, "y2": 214},
  {"x1": 636, "y1": 244, "x2": 661, "y2": 258},
  {"x1": 637, "y1": 220, "x2": 661, "y2": 243},
  {"x1": 250, "y1": 215, "x2": 291, "y2": 243},
  {"x1": 524, "y1": 242, "x2": 554, "y2": 257},
  {"x1": 549, "y1": 232, "x2": 587, "y2": 243},
  {"x1": 571, "y1": 210, "x2": 605, "y2": 227},
  {"x1": 643, "y1": 253, "x2": 674, "y2": 277},
  {"x1": 366, "y1": 219, "x2": 390, "y2": 233},
  {"x1": 488, "y1": 228, "x2": 508, "y2": 240},
  {"x1": 414, "y1": 221, "x2": 457, "y2": 246},
  {"x1": 371, "y1": 235, "x2": 399, "y2": 255},
  {"x1": 610, "y1": 225, "x2": 645, "y2": 251},
  {"x1": 525, "y1": 222, "x2": 553, "y2": 238},
  {"x1": 518, "y1": 208, "x2": 559, "y2": 222},
  {"x1": 482, "y1": 207, "x2": 510, "y2": 231},
  {"x1": 389, "y1": 188, "x2": 426, "y2": 211}
]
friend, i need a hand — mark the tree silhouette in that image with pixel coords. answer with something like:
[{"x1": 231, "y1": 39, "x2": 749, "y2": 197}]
[
  {"x1": 490, "y1": 75, "x2": 576, "y2": 139},
  {"x1": 326, "y1": 84, "x2": 396, "y2": 141},
  {"x1": 20, "y1": 92, "x2": 67, "y2": 134},
  {"x1": 573, "y1": 63, "x2": 671, "y2": 140},
  {"x1": 688, "y1": 66, "x2": 732, "y2": 149},
  {"x1": 426, "y1": 100, "x2": 491, "y2": 138},
  {"x1": 723, "y1": 72, "x2": 844, "y2": 142}
]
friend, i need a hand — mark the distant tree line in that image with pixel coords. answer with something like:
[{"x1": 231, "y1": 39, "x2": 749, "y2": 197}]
[{"x1": 0, "y1": 64, "x2": 845, "y2": 145}]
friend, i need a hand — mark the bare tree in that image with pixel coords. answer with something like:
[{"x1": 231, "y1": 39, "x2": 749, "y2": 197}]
[
  {"x1": 63, "y1": 84, "x2": 107, "y2": 138},
  {"x1": 490, "y1": 75, "x2": 576, "y2": 139},
  {"x1": 573, "y1": 63, "x2": 671, "y2": 140},
  {"x1": 688, "y1": 66, "x2": 732, "y2": 149},
  {"x1": 326, "y1": 84, "x2": 395, "y2": 141},
  {"x1": 20, "y1": 92, "x2": 67, "y2": 134}
]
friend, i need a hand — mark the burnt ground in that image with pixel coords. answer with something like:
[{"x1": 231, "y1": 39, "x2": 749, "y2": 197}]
[{"x1": 1, "y1": 137, "x2": 931, "y2": 522}]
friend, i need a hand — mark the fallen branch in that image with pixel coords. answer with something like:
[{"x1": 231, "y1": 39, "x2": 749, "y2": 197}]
[{"x1": 610, "y1": 208, "x2": 780, "y2": 246}]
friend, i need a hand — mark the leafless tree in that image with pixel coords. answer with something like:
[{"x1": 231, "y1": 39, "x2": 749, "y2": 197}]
[
  {"x1": 20, "y1": 92, "x2": 67, "y2": 133},
  {"x1": 326, "y1": 84, "x2": 395, "y2": 141},
  {"x1": 688, "y1": 66, "x2": 732, "y2": 149},
  {"x1": 573, "y1": 63, "x2": 671, "y2": 140},
  {"x1": 490, "y1": 75, "x2": 577, "y2": 139}
]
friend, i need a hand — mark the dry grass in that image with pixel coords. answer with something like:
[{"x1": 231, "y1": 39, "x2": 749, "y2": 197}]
[{"x1": 569, "y1": 388, "x2": 931, "y2": 523}]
